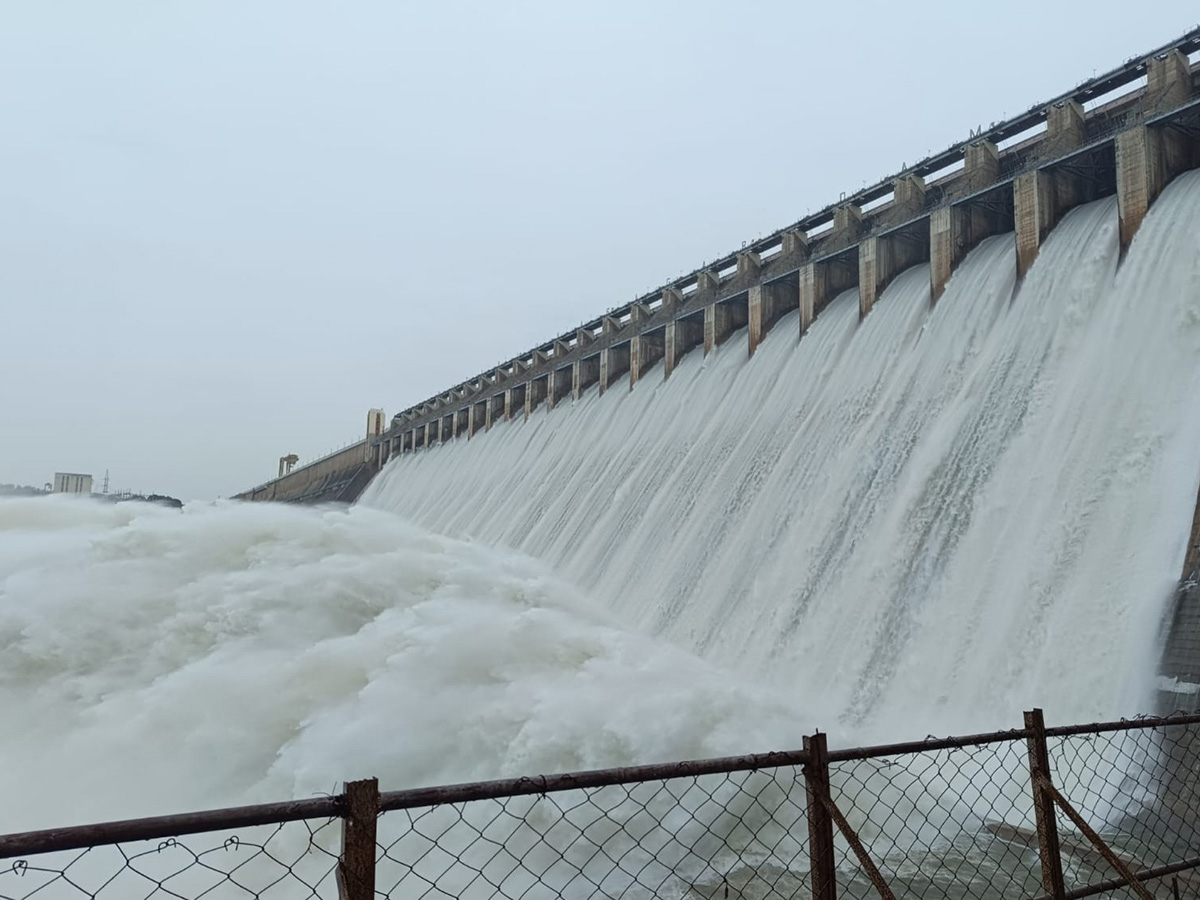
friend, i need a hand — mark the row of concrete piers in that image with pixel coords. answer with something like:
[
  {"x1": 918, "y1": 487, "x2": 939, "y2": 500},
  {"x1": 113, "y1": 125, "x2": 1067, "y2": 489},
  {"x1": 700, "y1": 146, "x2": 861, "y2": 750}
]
[{"x1": 378, "y1": 41, "x2": 1200, "y2": 464}]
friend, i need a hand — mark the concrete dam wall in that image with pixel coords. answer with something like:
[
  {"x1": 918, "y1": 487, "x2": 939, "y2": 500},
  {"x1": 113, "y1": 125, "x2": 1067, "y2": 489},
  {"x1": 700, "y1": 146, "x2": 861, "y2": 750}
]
[
  {"x1": 357, "y1": 29, "x2": 1200, "y2": 727},
  {"x1": 237, "y1": 32, "x2": 1200, "y2": 721},
  {"x1": 364, "y1": 41, "x2": 1200, "y2": 722},
  {"x1": 376, "y1": 34, "x2": 1200, "y2": 466},
  {"x1": 236, "y1": 31, "x2": 1200, "y2": 517},
  {"x1": 233, "y1": 440, "x2": 374, "y2": 505},
  {"x1": 362, "y1": 173, "x2": 1200, "y2": 729}
]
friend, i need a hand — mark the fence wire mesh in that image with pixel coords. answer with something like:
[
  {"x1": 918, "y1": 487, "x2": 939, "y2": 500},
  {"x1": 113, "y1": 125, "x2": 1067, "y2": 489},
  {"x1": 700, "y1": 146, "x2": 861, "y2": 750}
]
[
  {"x1": 6, "y1": 714, "x2": 1200, "y2": 900},
  {"x1": 0, "y1": 818, "x2": 340, "y2": 900},
  {"x1": 826, "y1": 739, "x2": 1040, "y2": 900},
  {"x1": 1047, "y1": 718, "x2": 1200, "y2": 897},
  {"x1": 377, "y1": 767, "x2": 811, "y2": 900}
]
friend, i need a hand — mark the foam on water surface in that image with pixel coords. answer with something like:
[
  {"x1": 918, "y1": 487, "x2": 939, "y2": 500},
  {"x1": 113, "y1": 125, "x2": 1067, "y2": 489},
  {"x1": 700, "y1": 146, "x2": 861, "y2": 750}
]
[
  {"x1": 0, "y1": 498, "x2": 804, "y2": 829},
  {"x1": 4, "y1": 173, "x2": 1200, "y2": 832}
]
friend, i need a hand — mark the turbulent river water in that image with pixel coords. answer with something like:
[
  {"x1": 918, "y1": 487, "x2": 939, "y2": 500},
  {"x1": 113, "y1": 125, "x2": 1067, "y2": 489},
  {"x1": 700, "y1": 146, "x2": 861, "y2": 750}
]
[{"x1": 4, "y1": 172, "x2": 1200, "y2": 838}]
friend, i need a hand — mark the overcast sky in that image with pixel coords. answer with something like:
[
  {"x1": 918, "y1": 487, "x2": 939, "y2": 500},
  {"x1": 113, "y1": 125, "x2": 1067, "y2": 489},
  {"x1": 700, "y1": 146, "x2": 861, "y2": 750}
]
[{"x1": 2, "y1": 2, "x2": 1197, "y2": 500}]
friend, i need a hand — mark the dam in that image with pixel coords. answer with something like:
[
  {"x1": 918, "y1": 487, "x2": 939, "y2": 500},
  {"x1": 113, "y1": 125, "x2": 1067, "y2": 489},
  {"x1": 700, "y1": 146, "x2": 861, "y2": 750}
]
[
  {"x1": 238, "y1": 28, "x2": 1200, "y2": 503},
  {"x1": 10, "y1": 25, "x2": 1200, "y2": 900},
  {"x1": 232, "y1": 28, "x2": 1200, "y2": 723},
  {"x1": 371, "y1": 32, "x2": 1200, "y2": 463}
]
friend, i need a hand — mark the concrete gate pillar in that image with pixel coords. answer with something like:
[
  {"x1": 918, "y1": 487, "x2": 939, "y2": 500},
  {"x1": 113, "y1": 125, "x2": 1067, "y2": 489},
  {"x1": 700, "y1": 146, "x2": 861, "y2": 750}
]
[
  {"x1": 1014, "y1": 170, "x2": 1056, "y2": 280},
  {"x1": 799, "y1": 262, "x2": 824, "y2": 334},
  {"x1": 962, "y1": 140, "x2": 999, "y2": 192},
  {"x1": 599, "y1": 348, "x2": 611, "y2": 395},
  {"x1": 665, "y1": 320, "x2": 680, "y2": 378},
  {"x1": 833, "y1": 203, "x2": 863, "y2": 239},
  {"x1": 1043, "y1": 101, "x2": 1086, "y2": 158},
  {"x1": 630, "y1": 335, "x2": 646, "y2": 386},
  {"x1": 892, "y1": 174, "x2": 926, "y2": 218},
  {"x1": 858, "y1": 236, "x2": 895, "y2": 318},
  {"x1": 704, "y1": 303, "x2": 731, "y2": 355},
  {"x1": 524, "y1": 378, "x2": 547, "y2": 419},
  {"x1": 929, "y1": 206, "x2": 965, "y2": 302},
  {"x1": 665, "y1": 317, "x2": 703, "y2": 378},
  {"x1": 1116, "y1": 125, "x2": 1164, "y2": 254},
  {"x1": 748, "y1": 284, "x2": 772, "y2": 357},
  {"x1": 1146, "y1": 50, "x2": 1192, "y2": 115}
]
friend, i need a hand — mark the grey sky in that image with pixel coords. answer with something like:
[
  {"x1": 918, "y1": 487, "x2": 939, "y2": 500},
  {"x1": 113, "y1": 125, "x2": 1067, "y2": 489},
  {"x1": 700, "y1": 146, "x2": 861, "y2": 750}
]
[{"x1": 2, "y1": 1, "x2": 1197, "y2": 500}]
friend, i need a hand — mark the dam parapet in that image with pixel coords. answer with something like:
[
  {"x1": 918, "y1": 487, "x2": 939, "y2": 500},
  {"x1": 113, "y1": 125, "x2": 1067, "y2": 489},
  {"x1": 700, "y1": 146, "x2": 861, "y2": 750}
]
[{"x1": 375, "y1": 29, "x2": 1200, "y2": 469}]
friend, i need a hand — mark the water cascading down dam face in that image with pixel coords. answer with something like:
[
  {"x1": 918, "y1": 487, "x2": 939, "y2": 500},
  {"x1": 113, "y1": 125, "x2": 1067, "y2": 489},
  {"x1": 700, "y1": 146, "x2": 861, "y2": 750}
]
[
  {"x1": 364, "y1": 172, "x2": 1200, "y2": 744},
  {"x1": 5, "y1": 177, "x2": 1200, "y2": 837}
]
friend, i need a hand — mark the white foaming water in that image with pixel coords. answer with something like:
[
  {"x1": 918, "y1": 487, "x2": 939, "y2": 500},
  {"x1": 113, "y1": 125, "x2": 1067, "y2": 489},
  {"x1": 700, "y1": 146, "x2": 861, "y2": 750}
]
[
  {"x1": 0, "y1": 497, "x2": 804, "y2": 830},
  {"x1": 4, "y1": 174, "x2": 1200, "y2": 848},
  {"x1": 365, "y1": 171, "x2": 1200, "y2": 744}
]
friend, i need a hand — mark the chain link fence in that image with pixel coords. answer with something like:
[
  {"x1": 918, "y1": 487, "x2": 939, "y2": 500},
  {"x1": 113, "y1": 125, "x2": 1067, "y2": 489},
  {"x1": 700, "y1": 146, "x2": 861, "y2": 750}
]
[
  {"x1": 0, "y1": 818, "x2": 341, "y2": 900},
  {"x1": 3, "y1": 712, "x2": 1200, "y2": 900},
  {"x1": 824, "y1": 736, "x2": 1040, "y2": 900},
  {"x1": 376, "y1": 766, "x2": 810, "y2": 900},
  {"x1": 1041, "y1": 718, "x2": 1200, "y2": 899}
]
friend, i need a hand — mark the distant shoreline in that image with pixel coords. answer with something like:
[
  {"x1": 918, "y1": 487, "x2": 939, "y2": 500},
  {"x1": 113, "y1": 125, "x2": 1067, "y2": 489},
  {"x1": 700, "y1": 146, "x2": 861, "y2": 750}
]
[{"x1": 0, "y1": 484, "x2": 182, "y2": 508}]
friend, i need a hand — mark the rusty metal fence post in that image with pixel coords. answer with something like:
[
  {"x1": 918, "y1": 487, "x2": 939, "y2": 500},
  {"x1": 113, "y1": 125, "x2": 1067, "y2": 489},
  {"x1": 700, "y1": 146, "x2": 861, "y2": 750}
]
[
  {"x1": 1025, "y1": 709, "x2": 1066, "y2": 900},
  {"x1": 804, "y1": 731, "x2": 837, "y2": 900},
  {"x1": 338, "y1": 778, "x2": 378, "y2": 900}
]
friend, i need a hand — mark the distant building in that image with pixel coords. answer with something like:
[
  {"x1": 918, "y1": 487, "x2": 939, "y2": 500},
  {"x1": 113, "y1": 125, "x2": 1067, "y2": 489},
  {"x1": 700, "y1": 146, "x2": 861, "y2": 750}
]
[{"x1": 53, "y1": 473, "x2": 92, "y2": 495}]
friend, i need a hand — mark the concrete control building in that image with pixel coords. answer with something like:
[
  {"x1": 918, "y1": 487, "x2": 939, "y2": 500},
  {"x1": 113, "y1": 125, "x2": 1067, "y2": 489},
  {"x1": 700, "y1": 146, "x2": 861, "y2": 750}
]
[{"x1": 52, "y1": 473, "x2": 92, "y2": 495}]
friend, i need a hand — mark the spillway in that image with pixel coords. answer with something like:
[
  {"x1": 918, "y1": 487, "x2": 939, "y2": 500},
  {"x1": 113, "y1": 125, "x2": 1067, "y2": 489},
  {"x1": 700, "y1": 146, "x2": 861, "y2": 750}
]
[
  {"x1": 3, "y1": 172, "x2": 1200, "y2": 841},
  {"x1": 364, "y1": 172, "x2": 1200, "y2": 743}
]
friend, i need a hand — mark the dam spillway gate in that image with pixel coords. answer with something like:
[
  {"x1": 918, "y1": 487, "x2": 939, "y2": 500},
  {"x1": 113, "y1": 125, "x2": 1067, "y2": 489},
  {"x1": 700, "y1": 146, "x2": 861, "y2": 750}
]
[{"x1": 375, "y1": 30, "x2": 1200, "y2": 469}]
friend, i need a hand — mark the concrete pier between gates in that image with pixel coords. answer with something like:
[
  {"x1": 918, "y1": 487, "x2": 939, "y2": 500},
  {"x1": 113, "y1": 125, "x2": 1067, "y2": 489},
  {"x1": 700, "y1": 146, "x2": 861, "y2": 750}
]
[{"x1": 238, "y1": 32, "x2": 1200, "y2": 510}]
